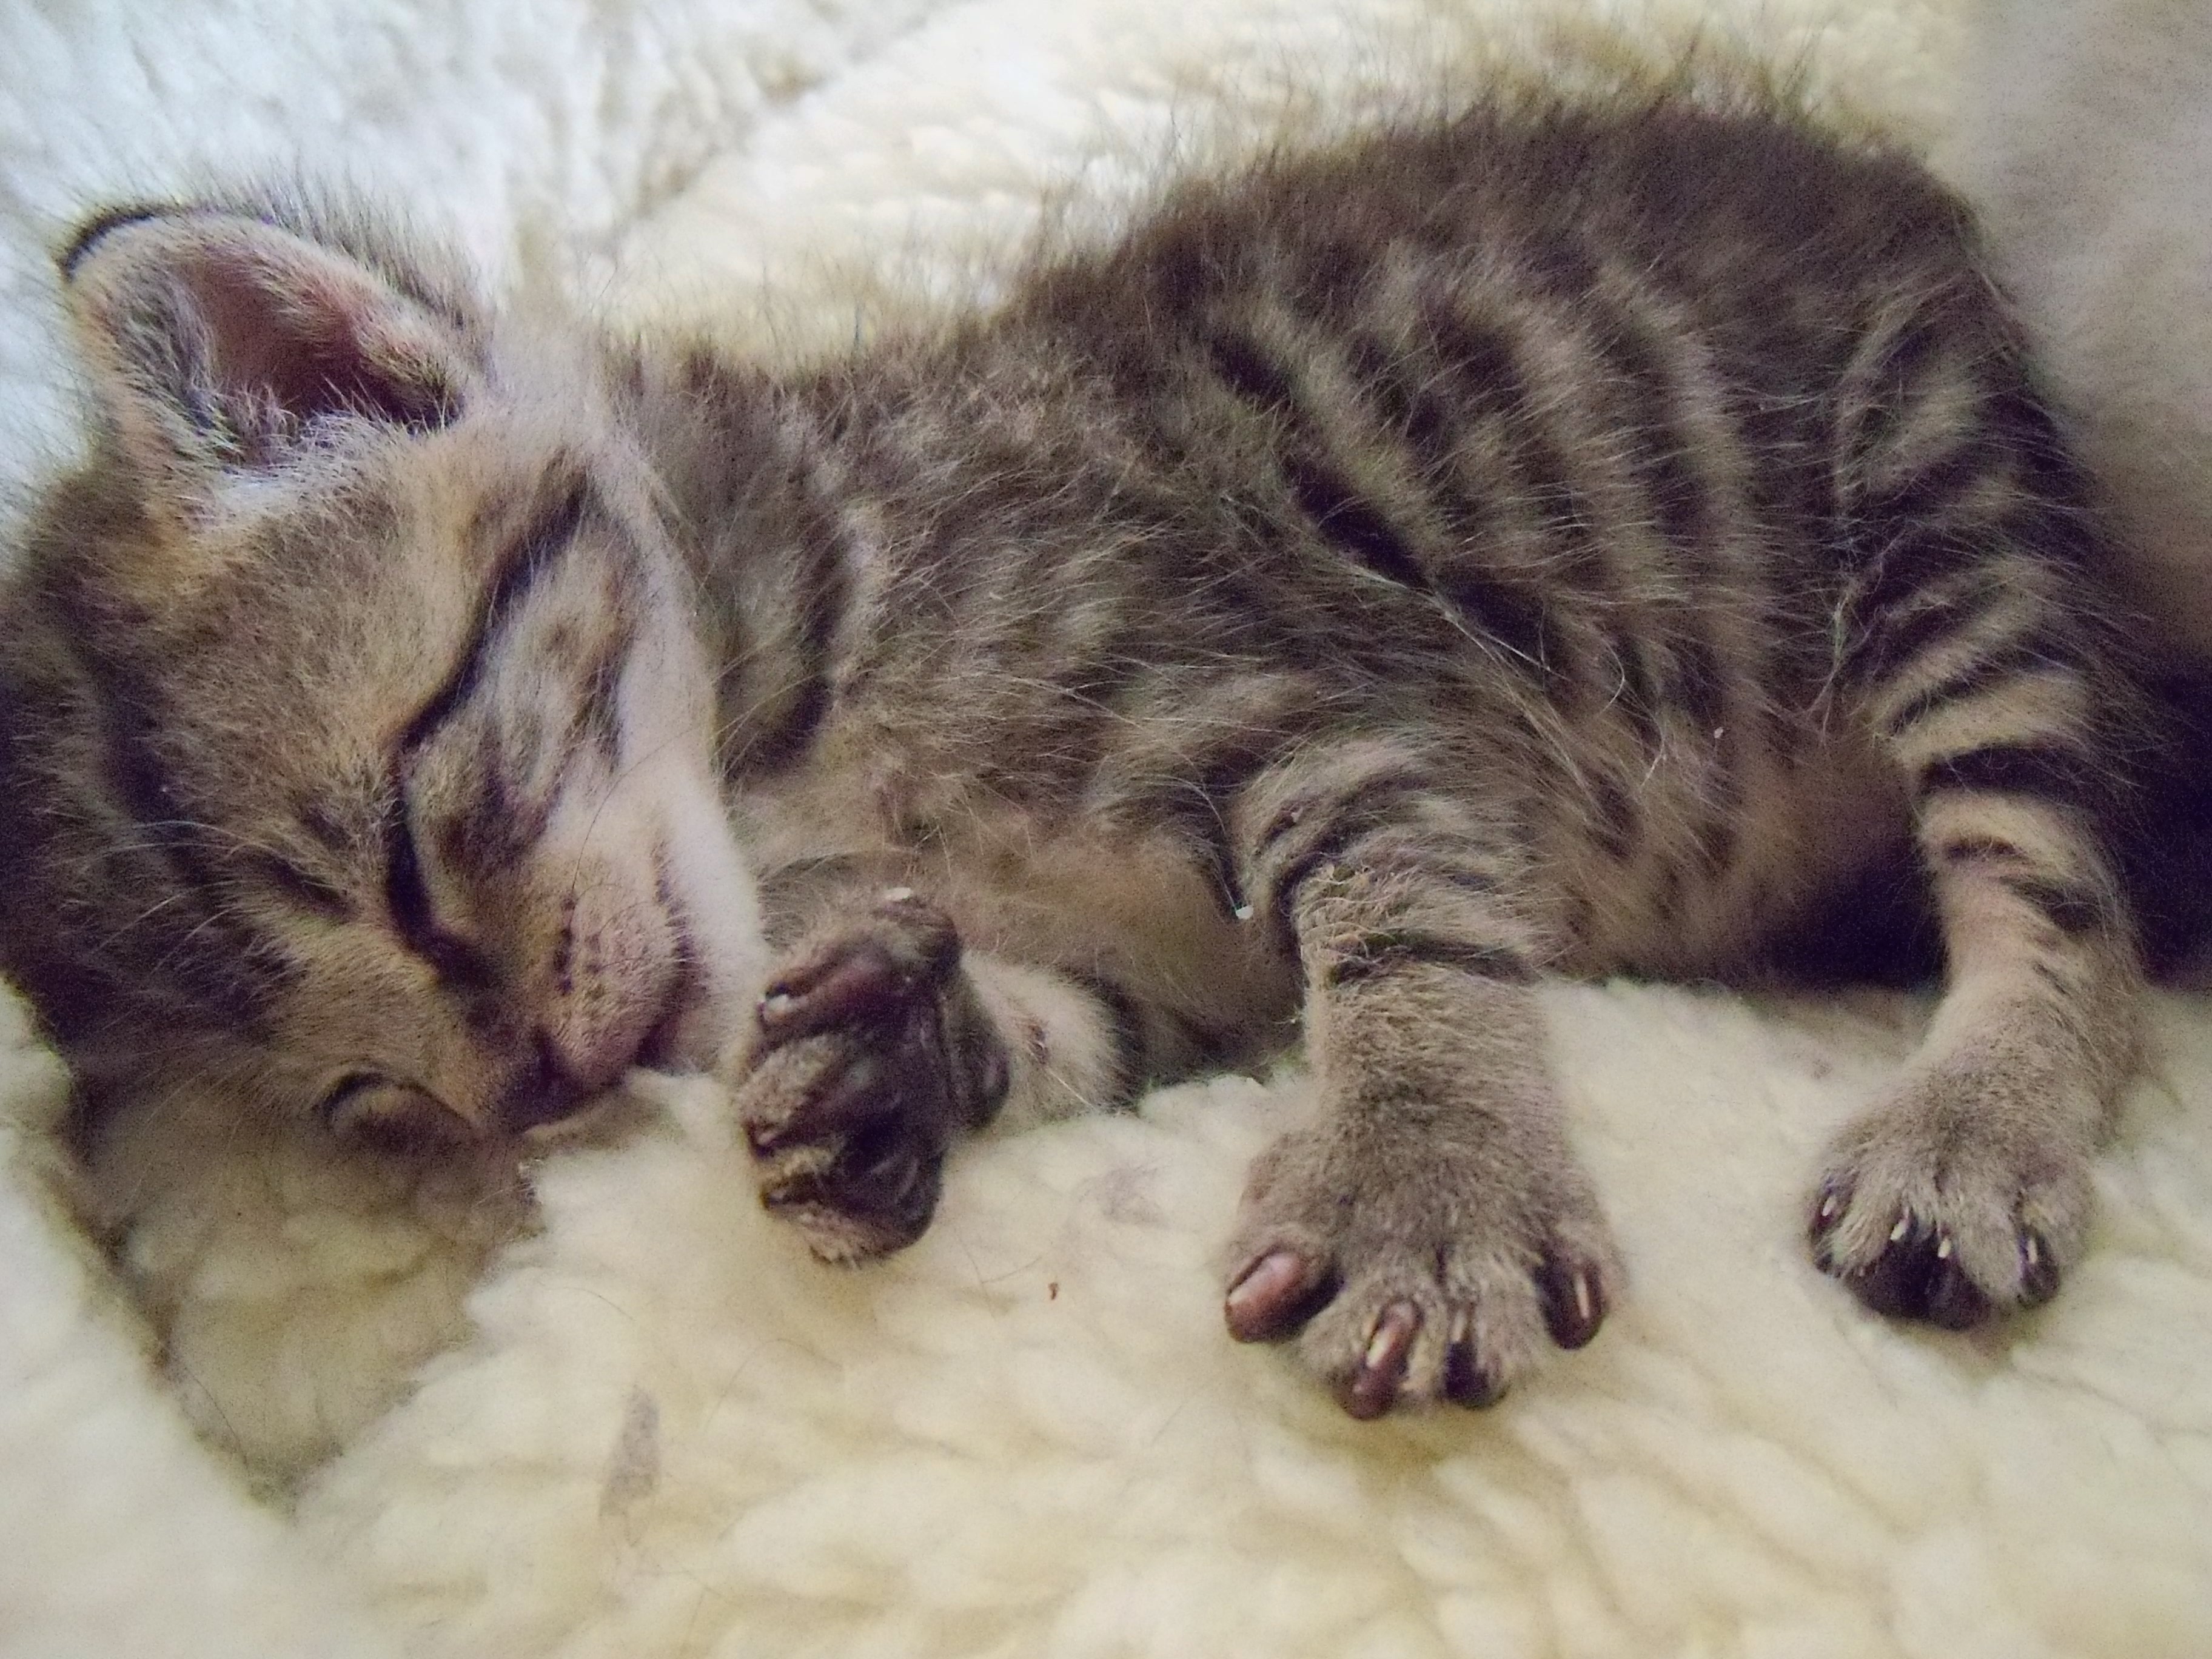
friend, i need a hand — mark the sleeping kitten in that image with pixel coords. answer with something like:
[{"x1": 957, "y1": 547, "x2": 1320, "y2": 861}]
[{"x1": 0, "y1": 87, "x2": 2154, "y2": 1421}]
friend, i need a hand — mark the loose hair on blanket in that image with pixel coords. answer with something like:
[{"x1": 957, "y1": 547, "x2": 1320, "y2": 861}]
[{"x1": 0, "y1": 73, "x2": 2165, "y2": 1447}]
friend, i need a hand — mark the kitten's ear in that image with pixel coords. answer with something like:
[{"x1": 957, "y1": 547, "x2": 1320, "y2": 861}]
[{"x1": 59, "y1": 203, "x2": 477, "y2": 483}]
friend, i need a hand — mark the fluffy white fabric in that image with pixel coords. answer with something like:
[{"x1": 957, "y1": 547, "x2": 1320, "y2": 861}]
[{"x1": 4, "y1": 1, "x2": 2211, "y2": 1655}]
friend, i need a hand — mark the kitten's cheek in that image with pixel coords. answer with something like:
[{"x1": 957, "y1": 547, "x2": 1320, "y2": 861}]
[{"x1": 540, "y1": 879, "x2": 687, "y2": 1090}]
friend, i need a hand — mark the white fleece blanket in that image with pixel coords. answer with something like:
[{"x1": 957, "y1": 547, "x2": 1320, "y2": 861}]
[{"x1": 5, "y1": 2, "x2": 2211, "y2": 1656}]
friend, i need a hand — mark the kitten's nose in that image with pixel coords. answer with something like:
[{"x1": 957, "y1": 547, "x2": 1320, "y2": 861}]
[
  {"x1": 503, "y1": 985, "x2": 671, "y2": 1130},
  {"x1": 496, "y1": 1036, "x2": 595, "y2": 1131}
]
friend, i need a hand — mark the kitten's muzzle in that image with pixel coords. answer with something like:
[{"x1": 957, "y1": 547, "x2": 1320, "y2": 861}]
[
  {"x1": 498, "y1": 965, "x2": 699, "y2": 1130},
  {"x1": 496, "y1": 1034, "x2": 597, "y2": 1130}
]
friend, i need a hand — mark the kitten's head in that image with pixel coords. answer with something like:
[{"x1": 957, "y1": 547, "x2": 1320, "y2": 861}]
[{"x1": 0, "y1": 193, "x2": 763, "y2": 1150}]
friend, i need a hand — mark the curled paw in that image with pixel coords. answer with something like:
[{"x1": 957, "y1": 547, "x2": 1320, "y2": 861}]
[
  {"x1": 734, "y1": 891, "x2": 1008, "y2": 1261},
  {"x1": 1222, "y1": 1124, "x2": 1617, "y2": 1418},
  {"x1": 1808, "y1": 1085, "x2": 2090, "y2": 1328}
]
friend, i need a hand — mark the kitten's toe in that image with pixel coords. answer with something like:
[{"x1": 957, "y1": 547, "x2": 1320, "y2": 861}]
[
  {"x1": 754, "y1": 1080, "x2": 947, "y2": 1259},
  {"x1": 1439, "y1": 1305, "x2": 1508, "y2": 1408},
  {"x1": 1341, "y1": 1300, "x2": 1421, "y2": 1419},
  {"x1": 740, "y1": 1041, "x2": 892, "y2": 1153},
  {"x1": 754, "y1": 893, "x2": 960, "y2": 1048},
  {"x1": 1285, "y1": 1253, "x2": 1560, "y2": 1416},
  {"x1": 1809, "y1": 1082, "x2": 2095, "y2": 1325},
  {"x1": 2017, "y1": 1225, "x2": 2063, "y2": 1305},
  {"x1": 1535, "y1": 1248, "x2": 1610, "y2": 1349},
  {"x1": 1224, "y1": 1246, "x2": 1338, "y2": 1341},
  {"x1": 1813, "y1": 1203, "x2": 1991, "y2": 1327}
]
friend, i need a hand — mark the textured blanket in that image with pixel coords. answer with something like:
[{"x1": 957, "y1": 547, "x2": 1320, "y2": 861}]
[{"x1": 4, "y1": 2, "x2": 2210, "y2": 1656}]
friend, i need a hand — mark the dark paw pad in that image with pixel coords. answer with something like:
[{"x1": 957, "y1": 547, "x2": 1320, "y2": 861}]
[
  {"x1": 2017, "y1": 1227, "x2": 2061, "y2": 1307},
  {"x1": 1535, "y1": 1254, "x2": 1608, "y2": 1349},
  {"x1": 1439, "y1": 1306, "x2": 1507, "y2": 1409},
  {"x1": 758, "y1": 1106, "x2": 945, "y2": 1253},
  {"x1": 756, "y1": 895, "x2": 959, "y2": 1044},
  {"x1": 1810, "y1": 1176, "x2": 2059, "y2": 1329}
]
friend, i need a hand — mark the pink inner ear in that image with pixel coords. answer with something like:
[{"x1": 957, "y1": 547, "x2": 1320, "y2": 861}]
[
  {"x1": 67, "y1": 207, "x2": 472, "y2": 487},
  {"x1": 189, "y1": 252, "x2": 455, "y2": 435}
]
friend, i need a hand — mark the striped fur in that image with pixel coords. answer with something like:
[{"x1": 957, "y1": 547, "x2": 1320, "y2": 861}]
[{"x1": 0, "y1": 90, "x2": 2159, "y2": 1419}]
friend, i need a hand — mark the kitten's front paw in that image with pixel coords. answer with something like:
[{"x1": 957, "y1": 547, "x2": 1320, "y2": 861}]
[
  {"x1": 1222, "y1": 1119, "x2": 1618, "y2": 1418},
  {"x1": 734, "y1": 891, "x2": 1008, "y2": 1261},
  {"x1": 1808, "y1": 1066, "x2": 2093, "y2": 1327}
]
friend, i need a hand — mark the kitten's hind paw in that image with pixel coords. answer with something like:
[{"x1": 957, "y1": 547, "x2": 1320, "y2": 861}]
[
  {"x1": 1808, "y1": 1070, "x2": 2093, "y2": 1327},
  {"x1": 1224, "y1": 1121, "x2": 1617, "y2": 1418},
  {"x1": 734, "y1": 892, "x2": 1008, "y2": 1261}
]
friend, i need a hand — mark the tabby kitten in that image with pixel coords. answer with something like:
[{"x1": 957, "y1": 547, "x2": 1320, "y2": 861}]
[{"x1": 0, "y1": 88, "x2": 2151, "y2": 1420}]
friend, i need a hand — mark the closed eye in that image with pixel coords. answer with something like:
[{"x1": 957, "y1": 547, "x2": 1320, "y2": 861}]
[
  {"x1": 400, "y1": 476, "x2": 591, "y2": 754},
  {"x1": 318, "y1": 1071, "x2": 384, "y2": 1121},
  {"x1": 382, "y1": 793, "x2": 497, "y2": 989},
  {"x1": 377, "y1": 476, "x2": 594, "y2": 990},
  {"x1": 319, "y1": 1071, "x2": 470, "y2": 1152}
]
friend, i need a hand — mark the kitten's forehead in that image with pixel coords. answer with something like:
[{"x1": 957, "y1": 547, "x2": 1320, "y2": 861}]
[{"x1": 141, "y1": 434, "x2": 593, "y2": 707}]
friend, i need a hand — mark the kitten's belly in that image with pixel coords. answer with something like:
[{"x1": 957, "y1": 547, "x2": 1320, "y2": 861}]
[{"x1": 1552, "y1": 723, "x2": 1912, "y2": 979}]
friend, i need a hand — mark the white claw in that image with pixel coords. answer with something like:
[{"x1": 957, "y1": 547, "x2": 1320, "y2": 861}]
[
  {"x1": 1889, "y1": 1216, "x2": 1911, "y2": 1244},
  {"x1": 2023, "y1": 1233, "x2": 2042, "y2": 1267},
  {"x1": 761, "y1": 993, "x2": 796, "y2": 1018},
  {"x1": 1573, "y1": 1271, "x2": 1592, "y2": 1324},
  {"x1": 1935, "y1": 1233, "x2": 1952, "y2": 1261},
  {"x1": 1232, "y1": 902, "x2": 1256, "y2": 922},
  {"x1": 1364, "y1": 1322, "x2": 1398, "y2": 1370},
  {"x1": 1449, "y1": 1305, "x2": 1472, "y2": 1346},
  {"x1": 882, "y1": 886, "x2": 916, "y2": 903},
  {"x1": 1818, "y1": 1193, "x2": 1842, "y2": 1221}
]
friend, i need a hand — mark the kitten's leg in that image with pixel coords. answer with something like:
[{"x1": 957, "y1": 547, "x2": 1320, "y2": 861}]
[
  {"x1": 731, "y1": 887, "x2": 1142, "y2": 1261},
  {"x1": 1809, "y1": 313, "x2": 2147, "y2": 1325},
  {"x1": 1810, "y1": 482, "x2": 2145, "y2": 1322},
  {"x1": 1811, "y1": 748, "x2": 2140, "y2": 1324},
  {"x1": 1218, "y1": 741, "x2": 1618, "y2": 1416}
]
